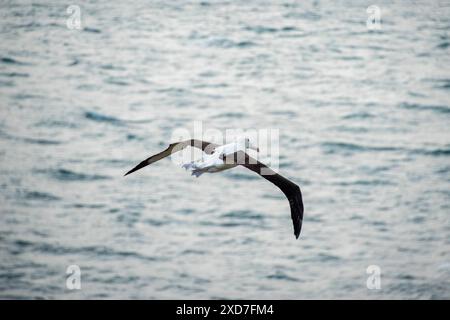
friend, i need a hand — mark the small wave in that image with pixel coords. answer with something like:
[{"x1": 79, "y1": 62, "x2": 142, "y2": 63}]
[
  {"x1": 419, "y1": 148, "x2": 450, "y2": 156},
  {"x1": 177, "y1": 208, "x2": 195, "y2": 215},
  {"x1": 19, "y1": 190, "x2": 61, "y2": 201},
  {"x1": 342, "y1": 112, "x2": 375, "y2": 120},
  {"x1": 181, "y1": 249, "x2": 207, "y2": 255},
  {"x1": 158, "y1": 284, "x2": 204, "y2": 294},
  {"x1": 217, "y1": 222, "x2": 241, "y2": 227},
  {"x1": 13, "y1": 239, "x2": 32, "y2": 248},
  {"x1": 117, "y1": 212, "x2": 140, "y2": 226},
  {"x1": 435, "y1": 166, "x2": 450, "y2": 174},
  {"x1": 84, "y1": 111, "x2": 153, "y2": 125},
  {"x1": 69, "y1": 203, "x2": 105, "y2": 209},
  {"x1": 96, "y1": 158, "x2": 130, "y2": 166},
  {"x1": 370, "y1": 220, "x2": 387, "y2": 227},
  {"x1": 34, "y1": 119, "x2": 78, "y2": 129},
  {"x1": 157, "y1": 87, "x2": 187, "y2": 94},
  {"x1": 436, "y1": 42, "x2": 449, "y2": 49},
  {"x1": 91, "y1": 275, "x2": 140, "y2": 285},
  {"x1": 334, "y1": 179, "x2": 394, "y2": 186},
  {"x1": 330, "y1": 125, "x2": 368, "y2": 133},
  {"x1": 0, "y1": 80, "x2": 14, "y2": 87},
  {"x1": 284, "y1": 11, "x2": 322, "y2": 21},
  {"x1": 11, "y1": 240, "x2": 156, "y2": 261},
  {"x1": 143, "y1": 218, "x2": 167, "y2": 227},
  {"x1": 410, "y1": 216, "x2": 425, "y2": 224},
  {"x1": 208, "y1": 38, "x2": 256, "y2": 49},
  {"x1": 13, "y1": 93, "x2": 45, "y2": 100},
  {"x1": 105, "y1": 78, "x2": 130, "y2": 86},
  {"x1": 225, "y1": 171, "x2": 260, "y2": 181},
  {"x1": 281, "y1": 26, "x2": 296, "y2": 32},
  {"x1": 100, "y1": 64, "x2": 125, "y2": 71},
  {"x1": 399, "y1": 102, "x2": 450, "y2": 114},
  {"x1": 77, "y1": 83, "x2": 99, "y2": 91},
  {"x1": 435, "y1": 80, "x2": 450, "y2": 90},
  {"x1": 192, "y1": 82, "x2": 228, "y2": 89},
  {"x1": 266, "y1": 270, "x2": 299, "y2": 282},
  {"x1": 307, "y1": 216, "x2": 323, "y2": 223},
  {"x1": 244, "y1": 25, "x2": 296, "y2": 34},
  {"x1": 84, "y1": 111, "x2": 124, "y2": 125},
  {"x1": 126, "y1": 134, "x2": 141, "y2": 141},
  {"x1": 83, "y1": 27, "x2": 101, "y2": 33},
  {"x1": 43, "y1": 168, "x2": 110, "y2": 181},
  {"x1": 68, "y1": 59, "x2": 79, "y2": 66},
  {"x1": 339, "y1": 56, "x2": 364, "y2": 61},
  {"x1": 317, "y1": 253, "x2": 341, "y2": 262},
  {"x1": 222, "y1": 210, "x2": 264, "y2": 220},
  {"x1": 0, "y1": 129, "x2": 62, "y2": 145},
  {"x1": 0, "y1": 271, "x2": 26, "y2": 281},
  {"x1": 323, "y1": 141, "x2": 450, "y2": 157},
  {"x1": 263, "y1": 193, "x2": 284, "y2": 200},
  {"x1": 269, "y1": 110, "x2": 298, "y2": 117},
  {"x1": 212, "y1": 112, "x2": 246, "y2": 119},
  {"x1": 321, "y1": 142, "x2": 401, "y2": 154},
  {"x1": 1, "y1": 57, "x2": 27, "y2": 65},
  {"x1": 245, "y1": 25, "x2": 278, "y2": 33},
  {"x1": 198, "y1": 71, "x2": 217, "y2": 78},
  {"x1": 397, "y1": 274, "x2": 415, "y2": 280},
  {"x1": 22, "y1": 137, "x2": 61, "y2": 145},
  {"x1": 0, "y1": 72, "x2": 29, "y2": 78}
]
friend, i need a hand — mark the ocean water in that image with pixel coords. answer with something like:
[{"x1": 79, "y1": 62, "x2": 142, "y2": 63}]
[{"x1": 0, "y1": 0, "x2": 449, "y2": 299}]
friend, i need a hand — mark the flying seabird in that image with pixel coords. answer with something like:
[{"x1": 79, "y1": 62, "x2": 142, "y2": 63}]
[{"x1": 124, "y1": 137, "x2": 304, "y2": 239}]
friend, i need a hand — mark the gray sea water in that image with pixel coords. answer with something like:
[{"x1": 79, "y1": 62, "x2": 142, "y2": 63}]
[{"x1": 1, "y1": 0, "x2": 449, "y2": 299}]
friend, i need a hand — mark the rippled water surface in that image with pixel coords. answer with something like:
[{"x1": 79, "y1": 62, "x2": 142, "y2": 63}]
[{"x1": 0, "y1": 1, "x2": 449, "y2": 299}]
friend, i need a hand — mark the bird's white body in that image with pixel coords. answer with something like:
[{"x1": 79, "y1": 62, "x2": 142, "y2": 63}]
[{"x1": 182, "y1": 140, "x2": 254, "y2": 177}]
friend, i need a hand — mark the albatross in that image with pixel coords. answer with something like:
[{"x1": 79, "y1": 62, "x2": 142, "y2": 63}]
[{"x1": 124, "y1": 137, "x2": 304, "y2": 239}]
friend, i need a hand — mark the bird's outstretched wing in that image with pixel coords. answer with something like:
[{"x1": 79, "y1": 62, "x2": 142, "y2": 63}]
[
  {"x1": 221, "y1": 151, "x2": 304, "y2": 239},
  {"x1": 124, "y1": 139, "x2": 218, "y2": 176}
]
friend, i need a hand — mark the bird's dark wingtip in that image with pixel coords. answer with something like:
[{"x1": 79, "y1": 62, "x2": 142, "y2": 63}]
[
  {"x1": 124, "y1": 161, "x2": 148, "y2": 177},
  {"x1": 124, "y1": 167, "x2": 137, "y2": 176}
]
